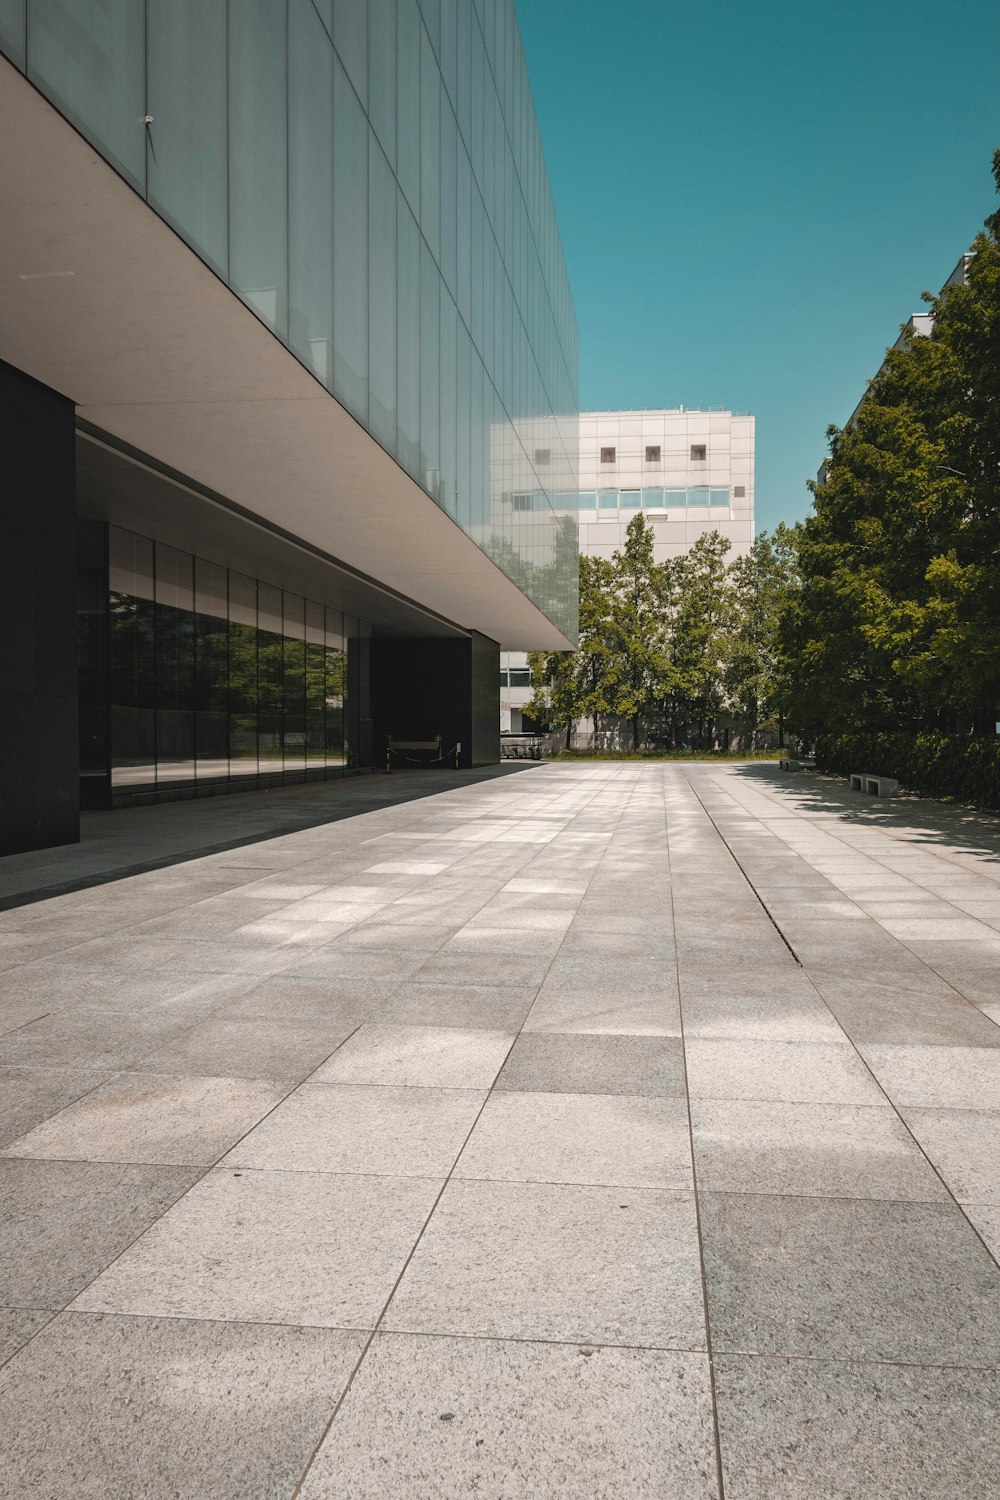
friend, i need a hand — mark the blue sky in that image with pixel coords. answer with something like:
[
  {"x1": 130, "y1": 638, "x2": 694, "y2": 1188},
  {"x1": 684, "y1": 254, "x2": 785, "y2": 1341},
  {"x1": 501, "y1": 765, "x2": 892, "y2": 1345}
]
[{"x1": 517, "y1": 0, "x2": 1000, "y2": 534}]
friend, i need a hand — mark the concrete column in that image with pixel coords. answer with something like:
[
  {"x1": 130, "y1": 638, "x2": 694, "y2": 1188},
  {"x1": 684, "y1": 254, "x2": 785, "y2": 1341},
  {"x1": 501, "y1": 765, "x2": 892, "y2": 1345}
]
[{"x1": 0, "y1": 359, "x2": 79, "y2": 854}]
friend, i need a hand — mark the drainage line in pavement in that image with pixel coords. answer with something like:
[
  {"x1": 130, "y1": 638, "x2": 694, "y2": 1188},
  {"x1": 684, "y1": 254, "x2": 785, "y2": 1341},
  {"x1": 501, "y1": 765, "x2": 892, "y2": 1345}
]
[{"x1": 680, "y1": 772, "x2": 803, "y2": 967}]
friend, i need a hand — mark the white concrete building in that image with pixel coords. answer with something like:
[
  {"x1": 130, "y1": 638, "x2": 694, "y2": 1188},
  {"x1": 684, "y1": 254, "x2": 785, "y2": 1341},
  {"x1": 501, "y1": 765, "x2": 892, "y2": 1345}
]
[{"x1": 501, "y1": 407, "x2": 755, "y2": 730}]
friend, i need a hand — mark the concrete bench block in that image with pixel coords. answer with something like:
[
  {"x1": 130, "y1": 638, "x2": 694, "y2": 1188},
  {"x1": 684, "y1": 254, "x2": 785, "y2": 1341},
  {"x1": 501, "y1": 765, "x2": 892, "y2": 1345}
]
[{"x1": 850, "y1": 772, "x2": 899, "y2": 797}]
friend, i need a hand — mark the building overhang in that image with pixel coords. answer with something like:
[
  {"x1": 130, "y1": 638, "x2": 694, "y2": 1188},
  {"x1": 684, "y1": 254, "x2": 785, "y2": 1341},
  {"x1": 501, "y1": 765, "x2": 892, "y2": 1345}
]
[{"x1": 0, "y1": 59, "x2": 572, "y2": 651}]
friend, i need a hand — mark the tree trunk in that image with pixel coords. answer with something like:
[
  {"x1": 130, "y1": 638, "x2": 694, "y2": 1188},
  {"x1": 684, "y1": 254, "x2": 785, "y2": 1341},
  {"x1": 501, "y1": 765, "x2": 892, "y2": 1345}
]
[{"x1": 778, "y1": 712, "x2": 785, "y2": 749}]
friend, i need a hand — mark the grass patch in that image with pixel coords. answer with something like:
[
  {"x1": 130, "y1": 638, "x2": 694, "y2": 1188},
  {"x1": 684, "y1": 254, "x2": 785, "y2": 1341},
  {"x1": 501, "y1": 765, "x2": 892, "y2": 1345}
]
[{"x1": 550, "y1": 748, "x2": 783, "y2": 762}]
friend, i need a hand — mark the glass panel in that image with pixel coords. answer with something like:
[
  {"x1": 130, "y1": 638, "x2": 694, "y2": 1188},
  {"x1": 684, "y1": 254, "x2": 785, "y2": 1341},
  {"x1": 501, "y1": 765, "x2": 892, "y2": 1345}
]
[
  {"x1": 710, "y1": 488, "x2": 731, "y2": 507},
  {"x1": 456, "y1": 322, "x2": 471, "y2": 530},
  {"x1": 439, "y1": 292, "x2": 457, "y2": 517},
  {"x1": 282, "y1": 592, "x2": 306, "y2": 771},
  {"x1": 108, "y1": 526, "x2": 155, "y2": 789},
  {"x1": 288, "y1": 0, "x2": 333, "y2": 387},
  {"x1": 193, "y1": 556, "x2": 229, "y2": 781},
  {"x1": 27, "y1": 0, "x2": 145, "y2": 187},
  {"x1": 368, "y1": 0, "x2": 395, "y2": 168},
  {"x1": 324, "y1": 607, "x2": 345, "y2": 769},
  {"x1": 146, "y1": 0, "x2": 228, "y2": 275},
  {"x1": 0, "y1": 0, "x2": 25, "y2": 68},
  {"x1": 641, "y1": 488, "x2": 665, "y2": 509},
  {"x1": 154, "y1": 543, "x2": 195, "y2": 784},
  {"x1": 419, "y1": 28, "x2": 439, "y2": 260},
  {"x1": 333, "y1": 52, "x2": 368, "y2": 419},
  {"x1": 397, "y1": 196, "x2": 421, "y2": 479},
  {"x1": 257, "y1": 582, "x2": 283, "y2": 774},
  {"x1": 229, "y1": 0, "x2": 287, "y2": 336},
  {"x1": 228, "y1": 571, "x2": 258, "y2": 775},
  {"x1": 688, "y1": 487, "x2": 710, "y2": 506},
  {"x1": 664, "y1": 489, "x2": 687, "y2": 507},
  {"x1": 305, "y1": 599, "x2": 326, "y2": 770},
  {"x1": 439, "y1": 97, "x2": 457, "y2": 296},
  {"x1": 620, "y1": 490, "x2": 641, "y2": 509},
  {"x1": 368, "y1": 137, "x2": 397, "y2": 449},
  {"x1": 396, "y1": 0, "x2": 420, "y2": 214},
  {"x1": 77, "y1": 521, "x2": 109, "y2": 783},
  {"x1": 332, "y1": 0, "x2": 366, "y2": 106},
  {"x1": 420, "y1": 238, "x2": 440, "y2": 500},
  {"x1": 574, "y1": 492, "x2": 597, "y2": 510},
  {"x1": 598, "y1": 491, "x2": 618, "y2": 510}
]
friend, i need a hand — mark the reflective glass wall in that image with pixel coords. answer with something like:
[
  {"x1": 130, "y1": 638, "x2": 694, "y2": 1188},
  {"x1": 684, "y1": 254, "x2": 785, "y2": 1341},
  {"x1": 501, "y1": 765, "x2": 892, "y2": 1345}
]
[
  {"x1": 4, "y1": 0, "x2": 579, "y2": 640},
  {"x1": 87, "y1": 524, "x2": 366, "y2": 802}
]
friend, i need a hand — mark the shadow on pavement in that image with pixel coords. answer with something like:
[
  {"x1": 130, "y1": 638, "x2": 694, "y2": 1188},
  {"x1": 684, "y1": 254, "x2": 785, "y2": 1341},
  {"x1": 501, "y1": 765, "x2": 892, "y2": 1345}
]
[{"x1": 0, "y1": 763, "x2": 543, "y2": 911}]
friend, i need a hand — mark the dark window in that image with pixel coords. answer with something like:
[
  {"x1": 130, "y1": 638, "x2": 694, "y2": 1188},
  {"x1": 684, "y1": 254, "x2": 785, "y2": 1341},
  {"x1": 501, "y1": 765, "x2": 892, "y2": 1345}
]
[
  {"x1": 509, "y1": 668, "x2": 531, "y2": 687},
  {"x1": 499, "y1": 669, "x2": 509, "y2": 686},
  {"x1": 512, "y1": 492, "x2": 533, "y2": 511},
  {"x1": 734, "y1": 485, "x2": 746, "y2": 497},
  {"x1": 600, "y1": 446, "x2": 615, "y2": 463},
  {"x1": 645, "y1": 446, "x2": 660, "y2": 462},
  {"x1": 534, "y1": 448, "x2": 551, "y2": 466},
  {"x1": 690, "y1": 444, "x2": 706, "y2": 461}
]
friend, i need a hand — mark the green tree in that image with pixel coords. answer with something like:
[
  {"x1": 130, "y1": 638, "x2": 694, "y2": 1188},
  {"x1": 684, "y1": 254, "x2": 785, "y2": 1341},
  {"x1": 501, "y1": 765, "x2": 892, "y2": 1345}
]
[
  {"x1": 660, "y1": 531, "x2": 732, "y2": 748},
  {"x1": 725, "y1": 523, "x2": 801, "y2": 747},
  {"x1": 603, "y1": 514, "x2": 675, "y2": 749},
  {"x1": 784, "y1": 149, "x2": 1000, "y2": 739}
]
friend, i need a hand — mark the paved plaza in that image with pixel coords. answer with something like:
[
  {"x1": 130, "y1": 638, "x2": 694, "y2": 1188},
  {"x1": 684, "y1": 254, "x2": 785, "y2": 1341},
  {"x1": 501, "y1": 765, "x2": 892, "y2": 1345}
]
[{"x1": 1, "y1": 761, "x2": 1000, "y2": 1497}]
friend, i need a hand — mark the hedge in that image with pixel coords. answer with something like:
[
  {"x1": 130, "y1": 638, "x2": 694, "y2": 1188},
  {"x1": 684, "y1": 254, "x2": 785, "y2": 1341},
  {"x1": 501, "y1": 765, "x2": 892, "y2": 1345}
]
[{"x1": 814, "y1": 731, "x2": 1000, "y2": 810}]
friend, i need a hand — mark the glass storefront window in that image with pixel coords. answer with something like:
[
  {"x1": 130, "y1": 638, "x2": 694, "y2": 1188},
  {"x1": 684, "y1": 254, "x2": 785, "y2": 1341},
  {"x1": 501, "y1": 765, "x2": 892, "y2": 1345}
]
[
  {"x1": 154, "y1": 543, "x2": 195, "y2": 784},
  {"x1": 229, "y1": 571, "x2": 259, "y2": 775},
  {"x1": 257, "y1": 582, "x2": 283, "y2": 774},
  {"x1": 333, "y1": 52, "x2": 368, "y2": 420},
  {"x1": 194, "y1": 557, "x2": 229, "y2": 782},
  {"x1": 282, "y1": 592, "x2": 307, "y2": 772}
]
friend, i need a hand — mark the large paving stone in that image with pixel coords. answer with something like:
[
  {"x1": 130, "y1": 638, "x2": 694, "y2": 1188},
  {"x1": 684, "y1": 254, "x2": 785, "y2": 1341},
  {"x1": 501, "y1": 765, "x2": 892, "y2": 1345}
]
[
  {"x1": 299, "y1": 1334, "x2": 718, "y2": 1500},
  {"x1": 714, "y1": 1354, "x2": 1000, "y2": 1500},
  {"x1": 74, "y1": 1167, "x2": 438, "y2": 1328},
  {"x1": 384, "y1": 1178, "x2": 705, "y2": 1349},
  {"x1": 0, "y1": 1312, "x2": 364, "y2": 1499}
]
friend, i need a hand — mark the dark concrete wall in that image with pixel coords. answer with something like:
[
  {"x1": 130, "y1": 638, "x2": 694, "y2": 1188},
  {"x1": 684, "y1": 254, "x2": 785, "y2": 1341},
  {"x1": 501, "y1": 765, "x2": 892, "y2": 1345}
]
[
  {"x1": 469, "y1": 631, "x2": 501, "y2": 766},
  {"x1": 0, "y1": 360, "x2": 79, "y2": 854},
  {"x1": 370, "y1": 633, "x2": 500, "y2": 770}
]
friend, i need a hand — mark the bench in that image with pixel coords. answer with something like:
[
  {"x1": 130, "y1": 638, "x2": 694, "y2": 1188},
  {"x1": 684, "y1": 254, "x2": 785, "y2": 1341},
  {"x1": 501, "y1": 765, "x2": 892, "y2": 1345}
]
[
  {"x1": 779, "y1": 758, "x2": 815, "y2": 772},
  {"x1": 849, "y1": 771, "x2": 899, "y2": 797}
]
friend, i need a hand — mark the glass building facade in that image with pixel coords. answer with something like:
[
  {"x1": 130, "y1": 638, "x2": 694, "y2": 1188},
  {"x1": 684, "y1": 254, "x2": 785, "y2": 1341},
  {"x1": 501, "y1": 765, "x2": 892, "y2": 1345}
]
[{"x1": 0, "y1": 0, "x2": 579, "y2": 641}]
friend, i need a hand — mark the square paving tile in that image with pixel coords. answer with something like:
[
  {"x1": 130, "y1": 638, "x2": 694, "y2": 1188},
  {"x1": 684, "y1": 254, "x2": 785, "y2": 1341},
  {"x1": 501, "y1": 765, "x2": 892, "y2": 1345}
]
[
  {"x1": 685, "y1": 1039, "x2": 886, "y2": 1105},
  {"x1": 0, "y1": 1009, "x2": 202, "y2": 1071},
  {"x1": 680, "y1": 990, "x2": 846, "y2": 1043},
  {"x1": 495, "y1": 1033, "x2": 686, "y2": 1096},
  {"x1": 0, "y1": 1066, "x2": 111, "y2": 1148},
  {"x1": 524, "y1": 979, "x2": 682, "y2": 1037},
  {"x1": 383, "y1": 1178, "x2": 705, "y2": 1348},
  {"x1": 0, "y1": 1158, "x2": 198, "y2": 1307},
  {"x1": 714, "y1": 1354, "x2": 1000, "y2": 1500},
  {"x1": 700, "y1": 1191, "x2": 1000, "y2": 1365},
  {"x1": 310, "y1": 1024, "x2": 512, "y2": 1089},
  {"x1": 224, "y1": 1082, "x2": 483, "y2": 1177},
  {"x1": 455, "y1": 1091, "x2": 692, "y2": 1190},
  {"x1": 0, "y1": 1312, "x2": 365, "y2": 1499},
  {"x1": 292, "y1": 948, "x2": 437, "y2": 982},
  {"x1": 900, "y1": 1107, "x2": 1000, "y2": 1202},
  {"x1": 692, "y1": 1100, "x2": 946, "y2": 1201},
  {"x1": 965, "y1": 1203, "x2": 1000, "y2": 1261},
  {"x1": 299, "y1": 1334, "x2": 718, "y2": 1500},
  {"x1": 214, "y1": 975, "x2": 394, "y2": 1024},
  {"x1": 3, "y1": 1073, "x2": 287, "y2": 1166},
  {"x1": 0, "y1": 1308, "x2": 53, "y2": 1367},
  {"x1": 814, "y1": 978, "x2": 1000, "y2": 1047},
  {"x1": 413, "y1": 951, "x2": 554, "y2": 989},
  {"x1": 373, "y1": 982, "x2": 537, "y2": 1031},
  {"x1": 859, "y1": 1044, "x2": 1000, "y2": 1108},
  {"x1": 74, "y1": 1168, "x2": 439, "y2": 1327},
  {"x1": 130, "y1": 1017, "x2": 353, "y2": 1081}
]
